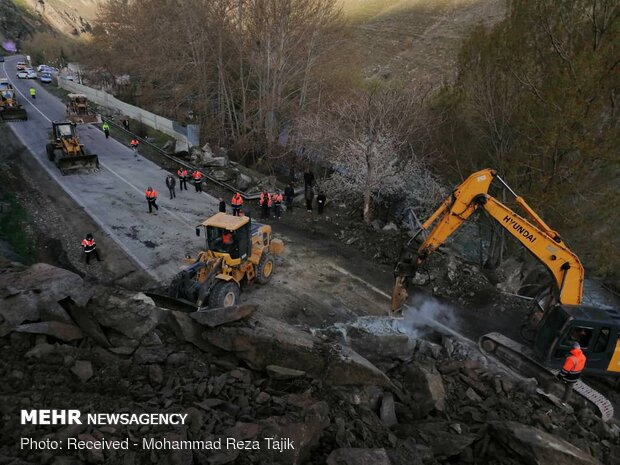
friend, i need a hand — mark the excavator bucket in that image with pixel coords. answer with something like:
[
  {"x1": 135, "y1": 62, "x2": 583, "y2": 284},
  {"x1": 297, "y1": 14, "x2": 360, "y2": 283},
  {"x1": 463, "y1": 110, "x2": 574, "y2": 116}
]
[
  {"x1": 57, "y1": 154, "x2": 100, "y2": 175},
  {"x1": 0, "y1": 107, "x2": 28, "y2": 121}
]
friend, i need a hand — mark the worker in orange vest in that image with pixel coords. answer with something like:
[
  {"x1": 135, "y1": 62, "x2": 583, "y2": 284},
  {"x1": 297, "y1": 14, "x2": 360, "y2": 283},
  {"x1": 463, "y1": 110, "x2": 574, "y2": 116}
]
[
  {"x1": 177, "y1": 167, "x2": 188, "y2": 190},
  {"x1": 81, "y1": 233, "x2": 102, "y2": 264},
  {"x1": 231, "y1": 192, "x2": 244, "y2": 216},
  {"x1": 192, "y1": 169, "x2": 204, "y2": 192},
  {"x1": 130, "y1": 138, "x2": 139, "y2": 157},
  {"x1": 272, "y1": 190, "x2": 283, "y2": 219},
  {"x1": 259, "y1": 190, "x2": 272, "y2": 219},
  {"x1": 558, "y1": 342, "x2": 587, "y2": 402},
  {"x1": 145, "y1": 186, "x2": 159, "y2": 213}
]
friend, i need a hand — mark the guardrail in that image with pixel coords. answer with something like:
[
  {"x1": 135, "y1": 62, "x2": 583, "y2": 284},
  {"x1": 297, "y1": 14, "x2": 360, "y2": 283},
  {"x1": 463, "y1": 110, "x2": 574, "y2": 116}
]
[{"x1": 104, "y1": 119, "x2": 266, "y2": 200}]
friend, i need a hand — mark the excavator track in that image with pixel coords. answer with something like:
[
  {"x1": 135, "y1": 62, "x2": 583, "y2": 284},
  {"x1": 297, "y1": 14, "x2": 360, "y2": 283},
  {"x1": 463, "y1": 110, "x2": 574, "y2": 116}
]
[{"x1": 479, "y1": 332, "x2": 614, "y2": 422}]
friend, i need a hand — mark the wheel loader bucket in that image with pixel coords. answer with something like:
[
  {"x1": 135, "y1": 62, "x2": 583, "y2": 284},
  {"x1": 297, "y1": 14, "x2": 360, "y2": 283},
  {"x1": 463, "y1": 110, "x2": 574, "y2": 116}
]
[
  {"x1": 57, "y1": 154, "x2": 100, "y2": 175},
  {"x1": 1, "y1": 107, "x2": 28, "y2": 121},
  {"x1": 67, "y1": 114, "x2": 101, "y2": 125}
]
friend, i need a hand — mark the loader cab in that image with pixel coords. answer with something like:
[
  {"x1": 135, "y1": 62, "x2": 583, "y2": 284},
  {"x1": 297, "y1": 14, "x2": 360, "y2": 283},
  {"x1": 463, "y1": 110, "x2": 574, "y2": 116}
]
[
  {"x1": 198, "y1": 213, "x2": 251, "y2": 262},
  {"x1": 534, "y1": 304, "x2": 620, "y2": 375},
  {"x1": 53, "y1": 122, "x2": 76, "y2": 140}
]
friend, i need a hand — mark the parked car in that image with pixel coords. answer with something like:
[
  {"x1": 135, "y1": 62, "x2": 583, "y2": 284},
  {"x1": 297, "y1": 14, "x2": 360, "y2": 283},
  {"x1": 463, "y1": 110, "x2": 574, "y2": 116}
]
[
  {"x1": 39, "y1": 72, "x2": 52, "y2": 84},
  {"x1": 0, "y1": 56, "x2": 5, "y2": 62},
  {"x1": 16, "y1": 70, "x2": 28, "y2": 79},
  {"x1": 16, "y1": 62, "x2": 27, "y2": 70},
  {"x1": 26, "y1": 69, "x2": 37, "y2": 79}
]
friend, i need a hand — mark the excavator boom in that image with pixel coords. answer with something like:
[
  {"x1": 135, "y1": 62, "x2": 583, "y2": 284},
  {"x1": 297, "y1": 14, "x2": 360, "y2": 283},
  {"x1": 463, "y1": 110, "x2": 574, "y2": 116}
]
[{"x1": 391, "y1": 169, "x2": 584, "y2": 313}]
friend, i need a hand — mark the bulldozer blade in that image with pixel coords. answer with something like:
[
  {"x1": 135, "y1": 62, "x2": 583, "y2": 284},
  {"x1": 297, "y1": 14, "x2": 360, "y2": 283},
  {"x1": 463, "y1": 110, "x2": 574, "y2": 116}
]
[
  {"x1": 1, "y1": 108, "x2": 28, "y2": 121},
  {"x1": 57, "y1": 154, "x2": 100, "y2": 175},
  {"x1": 145, "y1": 292, "x2": 198, "y2": 313},
  {"x1": 390, "y1": 276, "x2": 408, "y2": 316}
]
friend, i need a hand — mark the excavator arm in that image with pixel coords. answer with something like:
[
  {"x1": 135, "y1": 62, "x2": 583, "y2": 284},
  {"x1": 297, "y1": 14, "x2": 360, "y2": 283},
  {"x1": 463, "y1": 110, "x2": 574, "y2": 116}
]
[{"x1": 391, "y1": 169, "x2": 584, "y2": 313}]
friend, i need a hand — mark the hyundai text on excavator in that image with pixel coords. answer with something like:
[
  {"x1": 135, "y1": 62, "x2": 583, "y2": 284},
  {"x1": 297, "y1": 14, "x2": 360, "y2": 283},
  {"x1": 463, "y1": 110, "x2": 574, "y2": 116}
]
[
  {"x1": 392, "y1": 168, "x2": 618, "y2": 420},
  {"x1": 160, "y1": 212, "x2": 284, "y2": 310},
  {"x1": 0, "y1": 79, "x2": 27, "y2": 121},
  {"x1": 46, "y1": 121, "x2": 100, "y2": 175}
]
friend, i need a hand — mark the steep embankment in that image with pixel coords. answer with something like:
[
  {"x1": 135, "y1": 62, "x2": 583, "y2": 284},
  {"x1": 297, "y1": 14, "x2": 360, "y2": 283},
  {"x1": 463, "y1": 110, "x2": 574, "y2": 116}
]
[{"x1": 342, "y1": 0, "x2": 506, "y2": 85}]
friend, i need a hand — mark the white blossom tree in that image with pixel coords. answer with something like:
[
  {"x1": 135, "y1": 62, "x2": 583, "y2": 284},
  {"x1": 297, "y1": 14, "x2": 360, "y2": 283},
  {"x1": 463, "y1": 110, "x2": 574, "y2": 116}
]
[{"x1": 296, "y1": 86, "x2": 443, "y2": 223}]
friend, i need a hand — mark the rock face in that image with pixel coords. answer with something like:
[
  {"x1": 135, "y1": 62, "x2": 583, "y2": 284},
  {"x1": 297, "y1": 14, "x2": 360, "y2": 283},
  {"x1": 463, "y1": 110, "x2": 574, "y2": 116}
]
[
  {"x1": 0, "y1": 263, "x2": 93, "y2": 332},
  {"x1": 490, "y1": 421, "x2": 603, "y2": 465},
  {"x1": 190, "y1": 304, "x2": 256, "y2": 328}
]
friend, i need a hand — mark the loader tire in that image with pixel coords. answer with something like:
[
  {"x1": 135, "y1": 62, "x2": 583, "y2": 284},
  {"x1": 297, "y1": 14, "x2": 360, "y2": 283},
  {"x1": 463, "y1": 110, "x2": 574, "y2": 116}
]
[
  {"x1": 209, "y1": 281, "x2": 239, "y2": 308},
  {"x1": 256, "y1": 253, "x2": 275, "y2": 284},
  {"x1": 46, "y1": 144, "x2": 55, "y2": 161}
]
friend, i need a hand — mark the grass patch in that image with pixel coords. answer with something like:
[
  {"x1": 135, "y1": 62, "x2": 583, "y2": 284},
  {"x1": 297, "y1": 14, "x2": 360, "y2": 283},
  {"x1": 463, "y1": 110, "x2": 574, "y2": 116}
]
[{"x1": 0, "y1": 193, "x2": 33, "y2": 261}]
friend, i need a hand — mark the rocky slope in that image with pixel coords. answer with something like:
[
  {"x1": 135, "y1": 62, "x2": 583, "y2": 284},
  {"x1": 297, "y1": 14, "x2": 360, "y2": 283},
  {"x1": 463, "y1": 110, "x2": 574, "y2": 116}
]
[{"x1": 1, "y1": 259, "x2": 619, "y2": 464}]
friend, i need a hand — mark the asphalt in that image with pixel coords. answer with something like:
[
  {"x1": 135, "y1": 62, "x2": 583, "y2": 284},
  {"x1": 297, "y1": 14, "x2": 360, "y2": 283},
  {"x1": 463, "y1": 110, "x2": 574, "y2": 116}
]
[{"x1": 2, "y1": 56, "x2": 216, "y2": 283}]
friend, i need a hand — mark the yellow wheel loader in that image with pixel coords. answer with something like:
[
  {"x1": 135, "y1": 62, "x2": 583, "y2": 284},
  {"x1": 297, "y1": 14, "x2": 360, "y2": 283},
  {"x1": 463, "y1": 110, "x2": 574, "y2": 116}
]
[
  {"x1": 0, "y1": 80, "x2": 27, "y2": 121},
  {"x1": 66, "y1": 94, "x2": 101, "y2": 124},
  {"x1": 165, "y1": 213, "x2": 284, "y2": 309},
  {"x1": 46, "y1": 121, "x2": 100, "y2": 175}
]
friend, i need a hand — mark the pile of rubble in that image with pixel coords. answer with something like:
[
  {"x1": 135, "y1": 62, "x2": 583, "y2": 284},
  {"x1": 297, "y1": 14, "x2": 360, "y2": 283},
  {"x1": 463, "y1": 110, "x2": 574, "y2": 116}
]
[{"x1": 1, "y1": 261, "x2": 619, "y2": 465}]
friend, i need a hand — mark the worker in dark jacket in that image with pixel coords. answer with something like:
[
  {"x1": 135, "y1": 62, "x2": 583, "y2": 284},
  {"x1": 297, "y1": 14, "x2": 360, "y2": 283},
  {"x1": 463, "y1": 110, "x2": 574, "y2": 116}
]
[
  {"x1": 284, "y1": 184, "x2": 295, "y2": 213},
  {"x1": 166, "y1": 174, "x2": 176, "y2": 199},
  {"x1": 81, "y1": 233, "x2": 102, "y2": 264},
  {"x1": 317, "y1": 191, "x2": 326, "y2": 214},
  {"x1": 303, "y1": 168, "x2": 315, "y2": 190},
  {"x1": 145, "y1": 186, "x2": 159, "y2": 213},
  {"x1": 558, "y1": 342, "x2": 587, "y2": 402},
  {"x1": 219, "y1": 198, "x2": 226, "y2": 213},
  {"x1": 305, "y1": 186, "x2": 314, "y2": 212}
]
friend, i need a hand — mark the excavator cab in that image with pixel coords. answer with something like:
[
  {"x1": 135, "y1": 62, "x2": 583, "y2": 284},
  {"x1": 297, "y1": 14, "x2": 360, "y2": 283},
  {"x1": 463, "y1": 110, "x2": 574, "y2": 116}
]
[
  {"x1": 534, "y1": 304, "x2": 620, "y2": 375},
  {"x1": 200, "y1": 215, "x2": 251, "y2": 263}
]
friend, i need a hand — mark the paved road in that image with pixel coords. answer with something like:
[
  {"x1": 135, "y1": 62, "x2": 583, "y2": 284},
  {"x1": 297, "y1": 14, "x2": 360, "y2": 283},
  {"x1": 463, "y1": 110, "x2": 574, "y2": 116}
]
[{"x1": 2, "y1": 56, "x2": 215, "y2": 282}]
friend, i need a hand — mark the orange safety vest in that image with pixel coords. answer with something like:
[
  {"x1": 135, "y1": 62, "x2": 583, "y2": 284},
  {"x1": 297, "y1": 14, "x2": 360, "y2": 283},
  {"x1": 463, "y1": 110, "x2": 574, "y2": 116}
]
[
  {"x1": 222, "y1": 232, "x2": 233, "y2": 245},
  {"x1": 260, "y1": 192, "x2": 272, "y2": 207},
  {"x1": 177, "y1": 169, "x2": 187, "y2": 178},
  {"x1": 561, "y1": 348, "x2": 586, "y2": 383},
  {"x1": 145, "y1": 189, "x2": 157, "y2": 199},
  {"x1": 231, "y1": 194, "x2": 243, "y2": 207},
  {"x1": 81, "y1": 238, "x2": 96, "y2": 252},
  {"x1": 130, "y1": 139, "x2": 139, "y2": 146},
  {"x1": 273, "y1": 193, "x2": 283, "y2": 204},
  {"x1": 193, "y1": 171, "x2": 203, "y2": 180}
]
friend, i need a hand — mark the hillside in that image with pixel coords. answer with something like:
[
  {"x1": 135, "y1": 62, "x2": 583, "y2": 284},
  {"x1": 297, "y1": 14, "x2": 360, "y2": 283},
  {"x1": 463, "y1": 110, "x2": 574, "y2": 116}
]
[{"x1": 343, "y1": 0, "x2": 506, "y2": 85}]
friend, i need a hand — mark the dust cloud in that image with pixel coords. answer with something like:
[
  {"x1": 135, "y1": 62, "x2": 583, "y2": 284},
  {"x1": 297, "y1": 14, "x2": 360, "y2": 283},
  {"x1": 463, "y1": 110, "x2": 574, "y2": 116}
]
[{"x1": 396, "y1": 294, "x2": 457, "y2": 339}]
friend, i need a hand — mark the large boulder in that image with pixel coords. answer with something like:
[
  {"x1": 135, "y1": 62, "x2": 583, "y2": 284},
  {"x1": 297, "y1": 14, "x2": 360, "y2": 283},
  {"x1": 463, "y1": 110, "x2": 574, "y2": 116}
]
[
  {"x1": 403, "y1": 363, "x2": 446, "y2": 417},
  {"x1": 13, "y1": 321, "x2": 83, "y2": 342},
  {"x1": 490, "y1": 421, "x2": 602, "y2": 465},
  {"x1": 203, "y1": 313, "x2": 391, "y2": 386},
  {"x1": 89, "y1": 290, "x2": 165, "y2": 340},
  {"x1": 190, "y1": 305, "x2": 256, "y2": 328},
  {"x1": 0, "y1": 263, "x2": 93, "y2": 332}
]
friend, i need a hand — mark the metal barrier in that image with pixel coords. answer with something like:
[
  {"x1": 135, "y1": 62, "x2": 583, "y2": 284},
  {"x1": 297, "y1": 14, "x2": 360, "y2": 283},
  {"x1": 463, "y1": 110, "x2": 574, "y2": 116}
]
[{"x1": 103, "y1": 119, "x2": 265, "y2": 200}]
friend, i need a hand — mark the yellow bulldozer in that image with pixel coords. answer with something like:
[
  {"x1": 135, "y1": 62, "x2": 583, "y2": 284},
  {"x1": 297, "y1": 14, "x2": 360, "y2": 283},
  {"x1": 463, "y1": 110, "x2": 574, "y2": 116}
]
[
  {"x1": 164, "y1": 212, "x2": 284, "y2": 309},
  {"x1": 46, "y1": 121, "x2": 100, "y2": 175},
  {"x1": 66, "y1": 93, "x2": 101, "y2": 124},
  {"x1": 0, "y1": 79, "x2": 27, "y2": 121}
]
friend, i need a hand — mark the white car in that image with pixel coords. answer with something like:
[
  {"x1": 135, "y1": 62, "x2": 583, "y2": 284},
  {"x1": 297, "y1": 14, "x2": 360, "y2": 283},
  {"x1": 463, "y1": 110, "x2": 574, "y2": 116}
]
[
  {"x1": 16, "y1": 70, "x2": 28, "y2": 79},
  {"x1": 26, "y1": 69, "x2": 37, "y2": 79},
  {"x1": 40, "y1": 72, "x2": 52, "y2": 84}
]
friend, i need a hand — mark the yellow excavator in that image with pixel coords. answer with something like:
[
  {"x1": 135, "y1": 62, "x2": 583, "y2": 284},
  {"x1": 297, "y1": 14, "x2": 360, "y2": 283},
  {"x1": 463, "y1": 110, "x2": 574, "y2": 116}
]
[
  {"x1": 0, "y1": 79, "x2": 28, "y2": 121},
  {"x1": 66, "y1": 94, "x2": 101, "y2": 124},
  {"x1": 392, "y1": 168, "x2": 619, "y2": 420}
]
